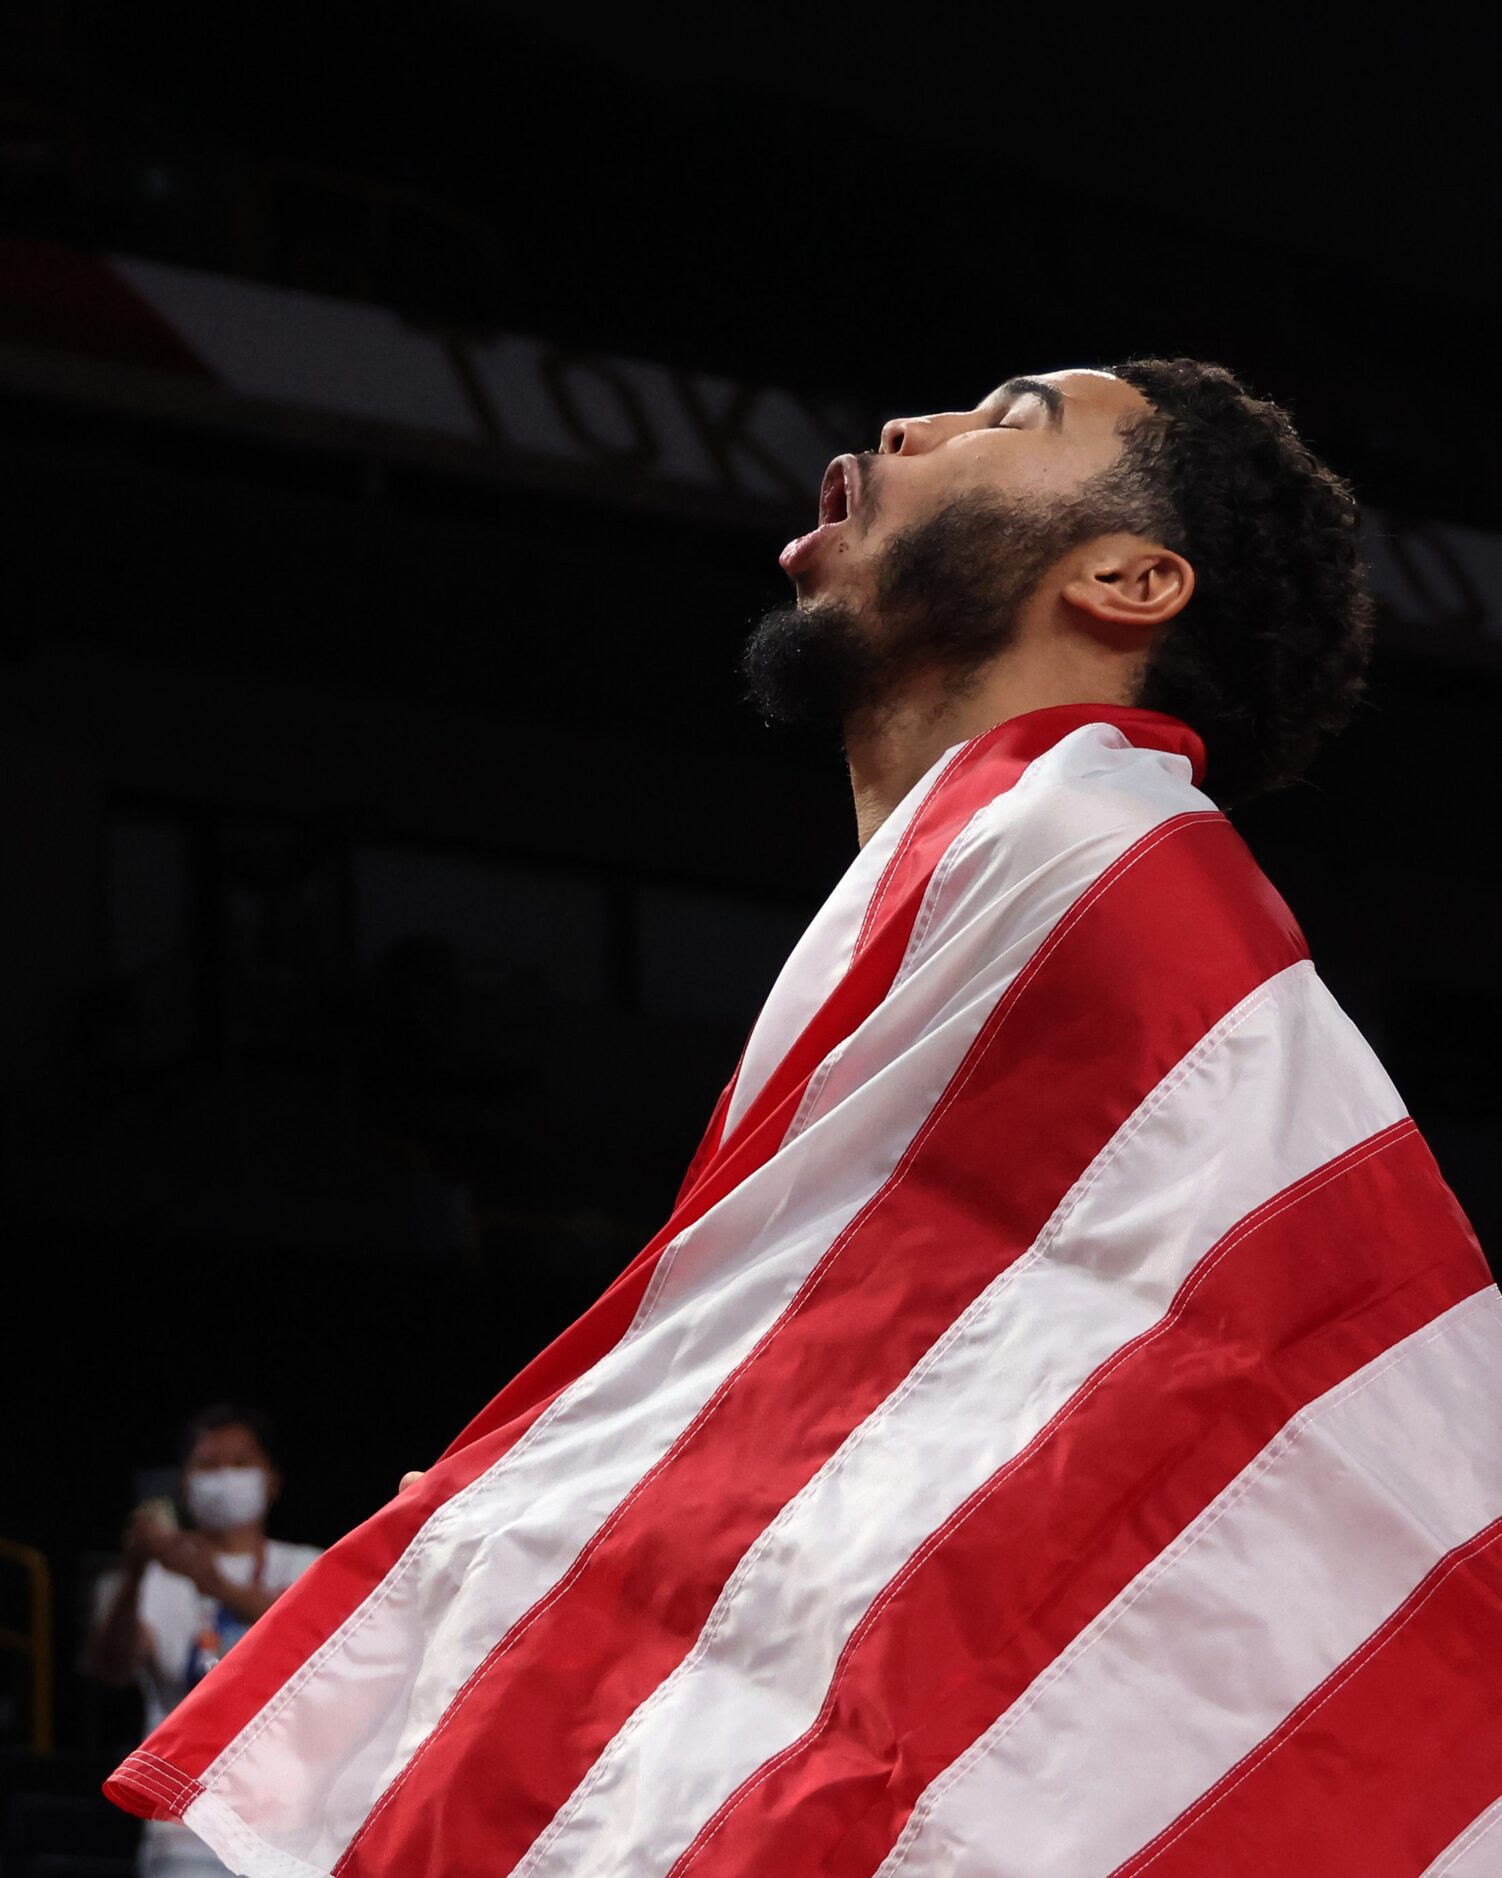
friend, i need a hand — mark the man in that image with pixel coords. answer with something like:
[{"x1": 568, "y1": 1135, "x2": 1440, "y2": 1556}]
[
  {"x1": 106, "y1": 361, "x2": 1502, "y2": 1877},
  {"x1": 90, "y1": 1404, "x2": 321, "y2": 1877}
]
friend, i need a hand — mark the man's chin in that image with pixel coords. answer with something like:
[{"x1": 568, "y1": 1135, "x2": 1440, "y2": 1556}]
[{"x1": 738, "y1": 595, "x2": 887, "y2": 735}]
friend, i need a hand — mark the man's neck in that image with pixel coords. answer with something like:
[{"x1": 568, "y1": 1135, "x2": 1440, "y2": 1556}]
[{"x1": 844, "y1": 656, "x2": 1137, "y2": 849}]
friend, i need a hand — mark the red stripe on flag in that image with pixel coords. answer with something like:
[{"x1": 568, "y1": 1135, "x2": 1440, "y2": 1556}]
[
  {"x1": 1109, "y1": 1517, "x2": 1502, "y2": 1878},
  {"x1": 671, "y1": 1048, "x2": 744, "y2": 1213},
  {"x1": 668, "y1": 1124, "x2": 1489, "y2": 1878},
  {"x1": 336, "y1": 811, "x2": 1301, "y2": 1878}
]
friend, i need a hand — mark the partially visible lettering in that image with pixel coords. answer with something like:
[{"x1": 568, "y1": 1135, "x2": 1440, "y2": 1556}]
[
  {"x1": 538, "y1": 350, "x2": 657, "y2": 468},
  {"x1": 678, "y1": 376, "x2": 822, "y2": 502},
  {"x1": 434, "y1": 323, "x2": 860, "y2": 511}
]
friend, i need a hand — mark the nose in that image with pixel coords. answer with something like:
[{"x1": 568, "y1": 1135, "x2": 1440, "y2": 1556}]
[{"x1": 879, "y1": 413, "x2": 940, "y2": 455}]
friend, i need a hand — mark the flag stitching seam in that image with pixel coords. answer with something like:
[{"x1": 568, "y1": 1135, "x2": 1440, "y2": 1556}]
[
  {"x1": 888, "y1": 802, "x2": 1004, "y2": 997},
  {"x1": 114, "y1": 1751, "x2": 200, "y2": 1813},
  {"x1": 781, "y1": 1046, "x2": 843, "y2": 1149},
  {"x1": 623, "y1": 1228, "x2": 693, "y2": 1343}
]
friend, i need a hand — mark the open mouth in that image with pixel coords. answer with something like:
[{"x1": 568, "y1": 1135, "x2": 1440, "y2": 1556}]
[
  {"x1": 818, "y1": 455, "x2": 856, "y2": 527},
  {"x1": 779, "y1": 455, "x2": 861, "y2": 575}
]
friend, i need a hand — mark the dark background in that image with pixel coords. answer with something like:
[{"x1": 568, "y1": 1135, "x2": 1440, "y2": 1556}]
[{"x1": 1, "y1": 3, "x2": 1499, "y2": 1837}]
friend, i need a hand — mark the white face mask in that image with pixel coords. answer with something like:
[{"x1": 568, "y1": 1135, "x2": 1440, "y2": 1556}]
[{"x1": 184, "y1": 1466, "x2": 269, "y2": 1533}]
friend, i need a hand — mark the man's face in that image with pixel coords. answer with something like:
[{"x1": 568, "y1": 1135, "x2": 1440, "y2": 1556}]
[
  {"x1": 742, "y1": 368, "x2": 1155, "y2": 736},
  {"x1": 783, "y1": 369, "x2": 1151, "y2": 598}
]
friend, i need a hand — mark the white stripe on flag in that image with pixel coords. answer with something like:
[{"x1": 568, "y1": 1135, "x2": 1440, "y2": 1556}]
[
  {"x1": 196, "y1": 733, "x2": 1205, "y2": 1871},
  {"x1": 877, "y1": 1288, "x2": 1502, "y2": 1878},
  {"x1": 510, "y1": 961, "x2": 1403, "y2": 1878},
  {"x1": 721, "y1": 736, "x2": 956, "y2": 1138},
  {"x1": 1421, "y1": 1794, "x2": 1502, "y2": 1876}
]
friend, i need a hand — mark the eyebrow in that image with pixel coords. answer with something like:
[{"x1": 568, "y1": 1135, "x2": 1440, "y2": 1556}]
[{"x1": 991, "y1": 377, "x2": 1065, "y2": 426}]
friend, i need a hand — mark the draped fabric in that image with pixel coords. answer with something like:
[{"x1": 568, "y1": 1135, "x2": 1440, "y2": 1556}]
[{"x1": 105, "y1": 703, "x2": 1502, "y2": 1878}]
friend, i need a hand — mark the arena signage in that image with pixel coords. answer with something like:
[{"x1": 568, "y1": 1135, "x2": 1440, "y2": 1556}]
[{"x1": 0, "y1": 238, "x2": 855, "y2": 529}]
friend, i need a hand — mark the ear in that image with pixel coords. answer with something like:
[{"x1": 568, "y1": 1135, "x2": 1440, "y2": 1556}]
[{"x1": 1059, "y1": 534, "x2": 1195, "y2": 639}]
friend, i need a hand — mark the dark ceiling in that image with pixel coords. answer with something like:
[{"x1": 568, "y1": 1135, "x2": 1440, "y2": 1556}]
[
  {"x1": 5, "y1": 6, "x2": 1500, "y2": 527},
  {"x1": 490, "y1": 13, "x2": 1498, "y2": 301}
]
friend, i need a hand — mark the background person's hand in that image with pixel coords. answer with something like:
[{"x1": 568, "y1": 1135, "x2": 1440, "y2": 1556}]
[
  {"x1": 398, "y1": 1470, "x2": 426, "y2": 1495},
  {"x1": 121, "y1": 1504, "x2": 174, "y2": 1570},
  {"x1": 155, "y1": 1530, "x2": 224, "y2": 1595}
]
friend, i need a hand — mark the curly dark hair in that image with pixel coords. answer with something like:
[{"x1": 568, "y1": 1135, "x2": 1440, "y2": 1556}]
[{"x1": 1102, "y1": 357, "x2": 1374, "y2": 808}]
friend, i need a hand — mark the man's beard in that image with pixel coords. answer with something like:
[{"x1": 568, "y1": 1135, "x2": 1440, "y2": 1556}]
[{"x1": 740, "y1": 484, "x2": 1109, "y2": 741}]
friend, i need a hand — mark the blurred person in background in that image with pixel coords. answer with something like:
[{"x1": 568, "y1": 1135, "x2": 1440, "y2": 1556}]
[{"x1": 88, "y1": 1403, "x2": 321, "y2": 1878}]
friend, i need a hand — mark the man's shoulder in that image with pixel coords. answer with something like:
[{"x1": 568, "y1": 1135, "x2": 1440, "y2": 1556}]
[
  {"x1": 955, "y1": 727, "x2": 1227, "y2": 909},
  {"x1": 1023, "y1": 722, "x2": 1214, "y2": 825},
  {"x1": 987, "y1": 739, "x2": 1300, "y2": 961}
]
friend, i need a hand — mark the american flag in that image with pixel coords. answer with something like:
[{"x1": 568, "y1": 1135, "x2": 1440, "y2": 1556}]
[{"x1": 106, "y1": 702, "x2": 1502, "y2": 1878}]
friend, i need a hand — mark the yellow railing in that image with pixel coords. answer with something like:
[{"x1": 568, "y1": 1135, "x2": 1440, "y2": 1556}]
[{"x1": 0, "y1": 1537, "x2": 53, "y2": 1753}]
